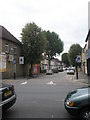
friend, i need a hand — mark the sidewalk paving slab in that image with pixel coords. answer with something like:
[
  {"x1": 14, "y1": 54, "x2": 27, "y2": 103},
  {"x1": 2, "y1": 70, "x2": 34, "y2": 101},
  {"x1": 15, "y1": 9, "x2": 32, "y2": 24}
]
[{"x1": 73, "y1": 71, "x2": 90, "y2": 85}]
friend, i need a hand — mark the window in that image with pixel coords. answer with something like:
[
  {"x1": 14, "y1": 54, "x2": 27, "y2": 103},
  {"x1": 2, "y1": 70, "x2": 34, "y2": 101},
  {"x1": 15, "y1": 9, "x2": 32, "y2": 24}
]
[
  {"x1": 5, "y1": 44, "x2": 9, "y2": 53},
  {"x1": 13, "y1": 46, "x2": 17, "y2": 54}
]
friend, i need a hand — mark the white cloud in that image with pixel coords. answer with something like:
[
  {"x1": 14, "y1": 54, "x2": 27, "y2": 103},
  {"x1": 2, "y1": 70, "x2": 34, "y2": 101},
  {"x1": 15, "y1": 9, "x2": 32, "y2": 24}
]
[{"x1": 0, "y1": 0, "x2": 89, "y2": 54}]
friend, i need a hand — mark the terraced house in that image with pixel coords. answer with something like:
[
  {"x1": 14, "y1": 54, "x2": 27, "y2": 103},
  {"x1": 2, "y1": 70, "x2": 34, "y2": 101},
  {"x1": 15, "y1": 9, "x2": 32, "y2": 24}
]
[{"x1": 0, "y1": 26, "x2": 24, "y2": 79}]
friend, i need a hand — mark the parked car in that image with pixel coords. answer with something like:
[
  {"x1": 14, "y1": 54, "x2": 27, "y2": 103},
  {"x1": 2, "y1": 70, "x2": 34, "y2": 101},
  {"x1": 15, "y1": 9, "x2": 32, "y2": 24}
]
[
  {"x1": 52, "y1": 68, "x2": 58, "y2": 73},
  {"x1": 67, "y1": 68, "x2": 75, "y2": 75},
  {"x1": 46, "y1": 69, "x2": 53, "y2": 75},
  {"x1": 0, "y1": 83, "x2": 16, "y2": 111},
  {"x1": 63, "y1": 67, "x2": 66, "y2": 71},
  {"x1": 64, "y1": 86, "x2": 90, "y2": 120},
  {"x1": 58, "y1": 67, "x2": 63, "y2": 72}
]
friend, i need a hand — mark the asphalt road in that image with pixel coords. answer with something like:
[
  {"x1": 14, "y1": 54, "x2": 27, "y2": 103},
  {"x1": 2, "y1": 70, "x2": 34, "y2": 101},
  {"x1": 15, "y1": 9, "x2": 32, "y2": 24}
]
[{"x1": 2, "y1": 71, "x2": 87, "y2": 119}]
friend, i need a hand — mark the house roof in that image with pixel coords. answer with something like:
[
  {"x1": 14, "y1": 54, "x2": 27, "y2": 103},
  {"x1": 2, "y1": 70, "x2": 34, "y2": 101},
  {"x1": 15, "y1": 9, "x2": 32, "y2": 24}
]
[
  {"x1": 0, "y1": 26, "x2": 21, "y2": 45},
  {"x1": 85, "y1": 29, "x2": 90, "y2": 42}
]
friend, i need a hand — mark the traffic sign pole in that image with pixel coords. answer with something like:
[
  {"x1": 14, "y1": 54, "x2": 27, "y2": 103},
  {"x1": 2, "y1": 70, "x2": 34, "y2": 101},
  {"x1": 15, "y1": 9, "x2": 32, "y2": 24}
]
[
  {"x1": 76, "y1": 66, "x2": 78, "y2": 79},
  {"x1": 14, "y1": 59, "x2": 16, "y2": 79}
]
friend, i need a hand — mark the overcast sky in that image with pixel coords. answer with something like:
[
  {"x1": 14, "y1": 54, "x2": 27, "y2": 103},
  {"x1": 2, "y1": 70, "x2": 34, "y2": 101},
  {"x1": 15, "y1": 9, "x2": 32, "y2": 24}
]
[{"x1": 0, "y1": 0, "x2": 89, "y2": 59}]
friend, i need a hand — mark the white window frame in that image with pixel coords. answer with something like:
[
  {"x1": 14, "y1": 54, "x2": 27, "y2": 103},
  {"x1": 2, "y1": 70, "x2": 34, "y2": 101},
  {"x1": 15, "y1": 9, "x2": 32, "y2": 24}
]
[
  {"x1": 5, "y1": 44, "x2": 9, "y2": 53},
  {"x1": 13, "y1": 46, "x2": 17, "y2": 54}
]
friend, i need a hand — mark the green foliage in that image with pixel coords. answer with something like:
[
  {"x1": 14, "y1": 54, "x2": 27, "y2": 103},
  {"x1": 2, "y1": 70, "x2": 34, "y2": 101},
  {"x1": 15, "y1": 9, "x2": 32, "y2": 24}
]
[
  {"x1": 21, "y1": 22, "x2": 47, "y2": 64},
  {"x1": 68, "y1": 44, "x2": 82, "y2": 66},
  {"x1": 62, "y1": 53, "x2": 69, "y2": 66},
  {"x1": 44, "y1": 30, "x2": 64, "y2": 59}
]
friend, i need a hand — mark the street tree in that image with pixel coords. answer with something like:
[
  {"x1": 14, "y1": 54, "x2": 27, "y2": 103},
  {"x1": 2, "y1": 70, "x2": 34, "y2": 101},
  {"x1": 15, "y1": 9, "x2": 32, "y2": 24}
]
[
  {"x1": 68, "y1": 44, "x2": 82, "y2": 66},
  {"x1": 62, "y1": 53, "x2": 69, "y2": 66},
  {"x1": 44, "y1": 30, "x2": 64, "y2": 69},
  {"x1": 21, "y1": 22, "x2": 47, "y2": 76}
]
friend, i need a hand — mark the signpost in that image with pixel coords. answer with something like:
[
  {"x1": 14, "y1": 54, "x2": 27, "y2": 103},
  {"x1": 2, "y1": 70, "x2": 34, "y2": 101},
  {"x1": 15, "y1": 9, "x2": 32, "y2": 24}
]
[
  {"x1": 75, "y1": 55, "x2": 81, "y2": 79},
  {"x1": 75, "y1": 55, "x2": 81, "y2": 63},
  {"x1": 14, "y1": 59, "x2": 16, "y2": 79}
]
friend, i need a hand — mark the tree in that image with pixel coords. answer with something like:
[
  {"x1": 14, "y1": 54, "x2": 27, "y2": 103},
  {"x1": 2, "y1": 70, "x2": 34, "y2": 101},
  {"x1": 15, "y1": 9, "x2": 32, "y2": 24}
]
[
  {"x1": 44, "y1": 30, "x2": 64, "y2": 69},
  {"x1": 21, "y1": 22, "x2": 47, "y2": 76},
  {"x1": 68, "y1": 44, "x2": 82, "y2": 66},
  {"x1": 62, "y1": 53, "x2": 69, "y2": 66}
]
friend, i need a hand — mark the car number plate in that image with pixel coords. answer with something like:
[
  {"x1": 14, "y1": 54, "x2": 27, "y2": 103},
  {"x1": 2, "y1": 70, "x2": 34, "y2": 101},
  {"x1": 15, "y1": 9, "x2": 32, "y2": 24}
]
[{"x1": 4, "y1": 90, "x2": 12, "y2": 97}]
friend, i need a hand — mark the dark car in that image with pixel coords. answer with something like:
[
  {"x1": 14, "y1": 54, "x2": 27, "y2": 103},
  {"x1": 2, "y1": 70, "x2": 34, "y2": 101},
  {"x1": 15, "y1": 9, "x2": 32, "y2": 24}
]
[
  {"x1": 58, "y1": 67, "x2": 63, "y2": 72},
  {"x1": 0, "y1": 83, "x2": 16, "y2": 111},
  {"x1": 46, "y1": 69, "x2": 53, "y2": 75},
  {"x1": 52, "y1": 68, "x2": 58, "y2": 73},
  {"x1": 64, "y1": 86, "x2": 90, "y2": 120}
]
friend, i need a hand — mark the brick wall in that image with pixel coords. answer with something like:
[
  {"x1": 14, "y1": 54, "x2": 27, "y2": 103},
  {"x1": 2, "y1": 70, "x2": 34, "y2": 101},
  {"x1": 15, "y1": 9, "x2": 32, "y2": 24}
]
[{"x1": 2, "y1": 39, "x2": 24, "y2": 79}]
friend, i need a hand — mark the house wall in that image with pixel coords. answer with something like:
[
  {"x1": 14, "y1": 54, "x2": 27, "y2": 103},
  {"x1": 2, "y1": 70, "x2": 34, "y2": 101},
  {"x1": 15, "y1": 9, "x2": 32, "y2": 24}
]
[
  {"x1": 82, "y1": 52, "x2": 85, "y2": 74},
  {"x1": 50, "y1": 59, "x2": 60, "y2": 70},
  {"x1": 87, "y1": 37, "x2": 90, "y2": 76},
  {"x1": 41, "y1": 58, "x2": 48, "y2": 72},
  {"x1": 0, "y1": 39, "x2": 2, "y2": 80},
  {"x1": 2, "y1": 39, "x2": 24, "y2": 79},
  {"x1": 88, "y1": 37, "x2": 90, "y2": 48},
  {"x1": 84, "y1": 45, "x2": 88, "y2": 75},
  {"x1": 88, "y1": 2, "x2": 90, "y2": 29},
  {"x1": 82, "y1": 44, "x2": 88, "y2": 75},
  {"x1": 50, "y1": 60, "x2": 56, "y2": 69}
]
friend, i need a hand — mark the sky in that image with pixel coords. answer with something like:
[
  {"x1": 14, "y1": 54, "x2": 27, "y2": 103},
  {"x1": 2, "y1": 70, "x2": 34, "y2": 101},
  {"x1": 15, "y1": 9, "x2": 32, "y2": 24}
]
[{"x1": 0, "y1": 0, "x2": 89, "y2": 59}]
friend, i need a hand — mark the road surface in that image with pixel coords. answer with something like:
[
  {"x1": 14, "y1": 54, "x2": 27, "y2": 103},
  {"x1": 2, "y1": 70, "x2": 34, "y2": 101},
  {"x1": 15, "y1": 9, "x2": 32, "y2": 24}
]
[{"x1": 2, "y1": 71, "x2": 87, "y2": 119}]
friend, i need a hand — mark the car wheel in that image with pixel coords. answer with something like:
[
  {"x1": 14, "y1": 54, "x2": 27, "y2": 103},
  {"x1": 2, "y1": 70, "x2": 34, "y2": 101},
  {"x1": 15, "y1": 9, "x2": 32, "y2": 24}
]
[{"x1": 79, "y1": 108, "x2": 90, "y2": 120}]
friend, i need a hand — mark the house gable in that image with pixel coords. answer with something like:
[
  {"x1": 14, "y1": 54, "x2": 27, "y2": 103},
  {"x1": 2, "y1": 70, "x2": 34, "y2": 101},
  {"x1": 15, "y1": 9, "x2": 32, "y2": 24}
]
[{"x1": 0, "y1": 26, "x2": 21, "y2": 45}]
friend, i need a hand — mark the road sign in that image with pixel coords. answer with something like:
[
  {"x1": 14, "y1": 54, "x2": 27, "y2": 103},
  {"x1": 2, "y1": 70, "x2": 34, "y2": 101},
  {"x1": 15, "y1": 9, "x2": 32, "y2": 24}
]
[
  {"x1": 19, "y1": 57, "x2": 24, "y2": 64},
  {"x1": 14, "y1": 59, "x2": 16, "y2": 64},
  {"x1": 76, "y1": 56, "x2": 81, "y2": 63}
]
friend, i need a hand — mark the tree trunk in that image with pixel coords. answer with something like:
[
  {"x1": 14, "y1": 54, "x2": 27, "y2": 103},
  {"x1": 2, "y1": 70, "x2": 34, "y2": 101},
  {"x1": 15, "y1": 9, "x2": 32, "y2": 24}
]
[
  {"x1": 49, "y1": 58, "x2": 51, "y2": 70},
  {"x1": 23, "y1": 64, "x2": 25, "y2": 78},
  {"x1": 48, "y1": 53, "x2": 51, "y2": 70},
  {"x1": 31, "y1": 63, "x2": 33, "y2": 77}
]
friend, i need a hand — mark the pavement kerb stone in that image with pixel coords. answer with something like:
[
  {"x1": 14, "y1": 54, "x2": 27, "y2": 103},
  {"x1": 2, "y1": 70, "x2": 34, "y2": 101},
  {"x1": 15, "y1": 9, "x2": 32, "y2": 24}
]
[
  {"x1": 73, "y1": 79, "x2": 88, "y2": 84},
  {"x1": 71, "y1": 73, "x2": 89, "y2": 85},
  {"x1": 2, "y1": 73, "x2": 46, "y2": 83}
]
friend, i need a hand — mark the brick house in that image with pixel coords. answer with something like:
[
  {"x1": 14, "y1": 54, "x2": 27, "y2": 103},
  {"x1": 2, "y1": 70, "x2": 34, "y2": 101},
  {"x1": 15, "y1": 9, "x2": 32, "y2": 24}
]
[
  {"x1": 40, "y1": 56, "x2": 62, "y2": 73},
  {"x1": 40, "y1": 55, "x2": 48, "y2": 73},
  {"x1": 82, "y1": 44, "x2": 87, "y2": 74},
  {"x1": 0, "y1": 26, "x2": 24, "y2": 79}
]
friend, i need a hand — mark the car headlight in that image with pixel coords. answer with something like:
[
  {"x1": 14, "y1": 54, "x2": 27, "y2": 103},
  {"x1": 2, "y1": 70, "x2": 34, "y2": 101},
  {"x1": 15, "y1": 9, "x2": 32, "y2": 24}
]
[{"x1": 67, "y1": 100, "x2": 74, "y2": 107}]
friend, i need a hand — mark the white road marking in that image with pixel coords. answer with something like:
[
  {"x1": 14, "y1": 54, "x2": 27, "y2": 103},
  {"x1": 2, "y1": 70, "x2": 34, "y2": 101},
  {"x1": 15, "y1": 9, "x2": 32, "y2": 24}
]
[
  {"x1": 47, "y1": 81, "x2": 56, "y2": 85},
  {"x1": 21, "y1": 81, "x2": 27, "y2": 85},
  {"x1": 70, "y1": 77, "x2": 73, "y2": 80}
]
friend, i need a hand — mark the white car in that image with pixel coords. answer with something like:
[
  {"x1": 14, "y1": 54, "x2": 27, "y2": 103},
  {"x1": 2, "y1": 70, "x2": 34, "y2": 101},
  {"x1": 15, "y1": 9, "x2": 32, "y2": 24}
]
[{"x1": 67, "y1": 68, "x2": 75, "y2": 75}]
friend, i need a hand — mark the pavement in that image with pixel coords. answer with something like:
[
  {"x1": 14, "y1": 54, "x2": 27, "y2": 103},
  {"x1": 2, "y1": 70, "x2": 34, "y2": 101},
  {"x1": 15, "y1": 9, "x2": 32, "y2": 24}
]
[
  {"x1": 73, "y1": 71, "x2": 90, "y2": 85},
  {"x1": 2, "y1": 73, "x2": 46, "y2": 83}
]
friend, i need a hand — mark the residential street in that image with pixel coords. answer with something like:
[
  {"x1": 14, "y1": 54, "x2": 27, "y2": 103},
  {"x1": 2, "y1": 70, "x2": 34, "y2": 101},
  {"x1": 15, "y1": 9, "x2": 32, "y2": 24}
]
[
  {"x1": 2, "y1": 71, "x2": 87, "y2": 119},
  {"x1": 0, "y1": 1, "x2": 90, "y2": 120}
]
